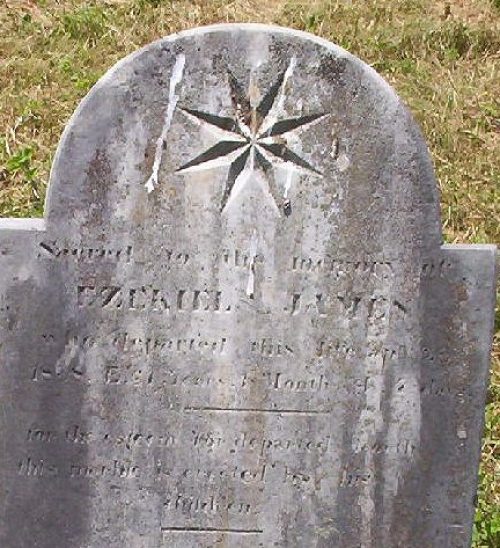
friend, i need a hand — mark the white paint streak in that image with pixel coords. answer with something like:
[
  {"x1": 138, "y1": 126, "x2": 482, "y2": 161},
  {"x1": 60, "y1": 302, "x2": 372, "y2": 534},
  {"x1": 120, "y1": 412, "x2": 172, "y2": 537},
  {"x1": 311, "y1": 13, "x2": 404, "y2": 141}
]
[
  {"x1": 145, "y1": 54, "x2": 185, "y2": 193},
  {"x1": 330, "y1": 136, "x2": 339, "y2": 158},
  {"x1": 55, "y1": 339, "x2": 79, "y2": 374},
  {"x1": 248, "y1": 73, "x2": 261, "y2": 108},
  {"x1": 278, "y1": 56, "x2": 296, "y2": 111},
  {"x1": 337, "y1": 152, "x2": 350, "y2": 172},
  {"x1": 246, "y1": 230, "x2": 258, "y2": 298},
  {"x1": 284, "y1": 168, "x2": 293, "y2": 198}
]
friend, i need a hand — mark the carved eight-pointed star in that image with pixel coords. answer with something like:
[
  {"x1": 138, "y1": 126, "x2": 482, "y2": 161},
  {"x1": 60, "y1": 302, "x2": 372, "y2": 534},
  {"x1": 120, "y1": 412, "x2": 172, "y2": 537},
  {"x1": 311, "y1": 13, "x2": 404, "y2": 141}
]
[{"x1": 177, "y1": 61, "x2": 326, "y2": 213}]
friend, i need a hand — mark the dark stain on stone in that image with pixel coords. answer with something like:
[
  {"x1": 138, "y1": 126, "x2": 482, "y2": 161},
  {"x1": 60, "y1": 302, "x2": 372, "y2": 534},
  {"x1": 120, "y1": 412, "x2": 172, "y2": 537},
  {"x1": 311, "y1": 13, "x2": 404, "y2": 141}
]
[
  {"x1": 211, "y1": 52, "x2": 226, "y2": 71},
  {"x1": 318, "y1": 54, "x2": 347, "y2": 84},
  {"x1": 268, "y1": 39, "x2": 293, "y2": 65},
  {"x1": 85, "y1": 149, "x2": 114, "y2": 230}
]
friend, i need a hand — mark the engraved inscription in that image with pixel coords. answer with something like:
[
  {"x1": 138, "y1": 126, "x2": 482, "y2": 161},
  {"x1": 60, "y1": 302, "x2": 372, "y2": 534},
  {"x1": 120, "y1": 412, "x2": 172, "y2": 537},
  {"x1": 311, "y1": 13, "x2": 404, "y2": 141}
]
[{"x1": 77, "y1": 285, "x2": 232, "y2": 312}]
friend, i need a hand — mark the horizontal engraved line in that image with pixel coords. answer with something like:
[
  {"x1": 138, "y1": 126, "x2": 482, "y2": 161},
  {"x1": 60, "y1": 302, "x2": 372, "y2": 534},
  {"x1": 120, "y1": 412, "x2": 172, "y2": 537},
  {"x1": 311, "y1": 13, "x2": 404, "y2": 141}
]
[
  {"x1": 185, "y1": 406, "x2": 329, "y2": 415},
  {"x1": 161, "y1": 526, "x2": 263, "y2": 534}
]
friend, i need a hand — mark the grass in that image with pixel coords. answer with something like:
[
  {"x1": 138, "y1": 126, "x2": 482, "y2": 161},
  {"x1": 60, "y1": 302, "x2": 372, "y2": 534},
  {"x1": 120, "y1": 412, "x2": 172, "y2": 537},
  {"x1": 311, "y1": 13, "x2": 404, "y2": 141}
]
[{"x1": 1, "y1": 0, "x2": 498, "y2": 544}]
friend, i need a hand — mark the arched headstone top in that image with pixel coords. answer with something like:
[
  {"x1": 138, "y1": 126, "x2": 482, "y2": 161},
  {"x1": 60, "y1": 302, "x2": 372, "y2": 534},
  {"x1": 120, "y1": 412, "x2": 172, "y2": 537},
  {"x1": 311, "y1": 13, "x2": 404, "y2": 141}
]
[
  {"x1": 46, "y1": 23, "x2": 441, "y2": 257},
  {"x1": 1, "y1": 24, "x2": 496, "y2": 548}
]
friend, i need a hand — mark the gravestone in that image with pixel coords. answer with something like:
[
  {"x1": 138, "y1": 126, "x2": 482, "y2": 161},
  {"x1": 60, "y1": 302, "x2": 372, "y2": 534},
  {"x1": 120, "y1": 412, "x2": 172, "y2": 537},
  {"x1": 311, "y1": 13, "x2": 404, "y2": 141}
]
[{"x1": 0, "y1": 24, "x2": 497, "y2": 548}]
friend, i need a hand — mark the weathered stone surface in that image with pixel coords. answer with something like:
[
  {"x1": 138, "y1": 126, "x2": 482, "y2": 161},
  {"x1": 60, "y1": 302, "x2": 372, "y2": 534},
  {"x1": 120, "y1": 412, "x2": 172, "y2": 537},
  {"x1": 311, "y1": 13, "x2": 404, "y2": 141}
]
[{"x1": 0, "y1": 24, "x2": 496, "y2": 547}]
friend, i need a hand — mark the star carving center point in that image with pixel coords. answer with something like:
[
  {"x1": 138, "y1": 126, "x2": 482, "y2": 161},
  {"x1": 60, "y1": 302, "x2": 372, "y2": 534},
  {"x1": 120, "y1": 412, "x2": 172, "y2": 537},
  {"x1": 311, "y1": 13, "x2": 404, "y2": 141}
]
[{"x1": 177, "y1": 66, "x2": 327, "y2": 213}]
